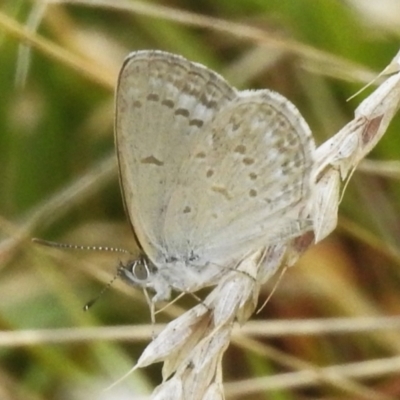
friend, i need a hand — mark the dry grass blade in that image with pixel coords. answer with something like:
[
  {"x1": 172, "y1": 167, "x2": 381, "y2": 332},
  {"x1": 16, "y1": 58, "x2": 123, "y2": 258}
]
[
  {"x1": 0, "y1": 9, "x2": 115, "y2": 88},
  {"x1": 40, "y1": 0, "x2": 377, "y2": 83}
]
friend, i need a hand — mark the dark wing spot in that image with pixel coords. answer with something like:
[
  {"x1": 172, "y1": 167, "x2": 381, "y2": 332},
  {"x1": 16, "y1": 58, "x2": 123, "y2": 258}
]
[
  {"x1": 200, "y1": 92, "x2": 218, "y2": 109},
  {"x1": 189, "y1": 119, "x2": 204, "y2": 128},
  {"x1": 162, "y1": 99, "x2": 175, "y2": 108},
  {"x1": 147, "y1": 93, "x2": 160, "y2": 101},
  {"x1": 133, "y1": 100, "x2": 142, "y2": 108},
  {"x1": 196, "y1": 152, "x2": 206, "y2": 158},
  {"x1": 249, "y1": 189, "x2": 257, "y2": 197},
  {"x1": 141, "y1": 155, "x2": 164, "y2": 166},
  {"x1": 211, "y1": 185, "x2": 232, "y2": 200},
  {"x1": 278, "y1": 119, "x2": 288, "y2": 129},
  {"x1": 243, "y1": 157, "x2": 255, "y2": 165},
  {"x1": 249, "y1": 172, "x2": 257, "y2": 180},
  {"x1": 183, "y1": 206, "x2": 191, "y2": 214},
  {"x1": 175, "y1": 108, "x2": 190, "y2": 118},
  {"x1": 234, "y1": 144, "x2": 246, "y2": 154},
  {"x1": 206, "y1": 169, "x2": 214, "y2": 178}
]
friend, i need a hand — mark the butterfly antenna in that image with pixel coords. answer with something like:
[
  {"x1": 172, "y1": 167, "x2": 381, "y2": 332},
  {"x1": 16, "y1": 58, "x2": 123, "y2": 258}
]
[
  {"x1": 256, "y1": 264, "x2": 288, "y2": 314},
  {"x1": 32, "y1": 237, "x2": 131, "y2": 255},
  {"x1": 83, "y1": 269, "x2": 121, "y2": 311}
]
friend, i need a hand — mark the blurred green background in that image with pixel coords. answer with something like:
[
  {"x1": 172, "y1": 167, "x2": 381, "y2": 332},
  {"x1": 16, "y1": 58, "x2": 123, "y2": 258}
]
[{"x1": 1, "y1": 0, "x2": 400, "y2": 399}]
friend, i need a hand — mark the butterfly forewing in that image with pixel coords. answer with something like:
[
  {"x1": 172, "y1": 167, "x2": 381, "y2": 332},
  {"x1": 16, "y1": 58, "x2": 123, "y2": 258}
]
[{"x1": 115, "y1": 51, "x2": 237, "y2": 264}]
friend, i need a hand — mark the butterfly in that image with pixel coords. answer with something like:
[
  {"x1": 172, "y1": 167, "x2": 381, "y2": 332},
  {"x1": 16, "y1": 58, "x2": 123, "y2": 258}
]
[{"x1": 114, "y1": 50, "x2": 315, "y2": 304}]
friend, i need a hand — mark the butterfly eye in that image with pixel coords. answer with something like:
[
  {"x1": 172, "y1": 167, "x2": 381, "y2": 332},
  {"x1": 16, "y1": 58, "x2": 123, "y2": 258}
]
[
  {"x1": 118, "y1": 258, "x2": 158, "y2": 286},
  {"x1": 131, "y1": 259, "x2": 151, "y2": 281}
]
